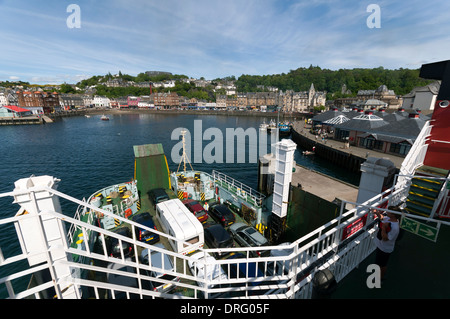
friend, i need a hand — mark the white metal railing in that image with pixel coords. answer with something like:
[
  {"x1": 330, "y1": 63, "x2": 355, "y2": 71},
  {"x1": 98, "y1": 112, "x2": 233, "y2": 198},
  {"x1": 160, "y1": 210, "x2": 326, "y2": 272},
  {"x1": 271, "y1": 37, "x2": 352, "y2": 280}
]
[
  {"x1": 213, "y1": 170, "x2": 265, "y2": 207},
  {"x1": 3, "y1": 177, "x2": 449, "y2": 299},
  {"x1": 398, "y1": 120, "x2": 432, "y2": 186}
]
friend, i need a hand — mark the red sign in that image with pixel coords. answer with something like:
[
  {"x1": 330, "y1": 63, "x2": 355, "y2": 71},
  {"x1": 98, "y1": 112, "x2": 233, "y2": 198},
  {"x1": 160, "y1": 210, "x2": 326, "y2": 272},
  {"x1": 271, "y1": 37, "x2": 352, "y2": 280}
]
[{"x1": 341, "y1": 214, "x2": 368, "y2": 240}]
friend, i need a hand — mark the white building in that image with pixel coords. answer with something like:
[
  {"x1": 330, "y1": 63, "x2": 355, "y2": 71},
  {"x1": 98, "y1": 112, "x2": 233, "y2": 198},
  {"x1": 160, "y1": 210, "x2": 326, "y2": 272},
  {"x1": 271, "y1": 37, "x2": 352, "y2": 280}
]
[
  {"x1": 92, "y1": 96, "x2": 110, "y2": 108},
  {"x1": 402, "y1": 81, "x2": 440, "y2": 111},
  {"x1": 215, "y1": 83, "x2": 237, "y2": 96},
  {"x1": 0, "y1": 93, "x2": 8, "y2": 107}
]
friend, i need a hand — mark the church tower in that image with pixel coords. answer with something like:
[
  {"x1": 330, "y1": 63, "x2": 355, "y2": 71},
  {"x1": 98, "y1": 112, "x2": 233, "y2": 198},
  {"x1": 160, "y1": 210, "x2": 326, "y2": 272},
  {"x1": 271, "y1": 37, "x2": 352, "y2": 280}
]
[{"x1": 308, "y1": 83, "x2": 316, "y2": 107}]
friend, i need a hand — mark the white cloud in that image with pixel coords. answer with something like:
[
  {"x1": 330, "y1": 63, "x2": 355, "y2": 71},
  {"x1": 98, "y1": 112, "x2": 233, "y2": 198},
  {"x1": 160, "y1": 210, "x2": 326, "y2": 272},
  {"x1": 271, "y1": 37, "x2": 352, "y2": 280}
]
[{"x1": 0, "y1": 0, "x2": 449, "y2": 83}]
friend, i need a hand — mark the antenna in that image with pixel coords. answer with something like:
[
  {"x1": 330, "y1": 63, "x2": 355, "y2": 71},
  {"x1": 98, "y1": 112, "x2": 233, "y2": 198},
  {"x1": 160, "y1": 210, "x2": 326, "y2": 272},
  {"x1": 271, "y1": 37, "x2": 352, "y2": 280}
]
[{"x1": 177, "y1": 130, "x2": 194, "y2": 173}]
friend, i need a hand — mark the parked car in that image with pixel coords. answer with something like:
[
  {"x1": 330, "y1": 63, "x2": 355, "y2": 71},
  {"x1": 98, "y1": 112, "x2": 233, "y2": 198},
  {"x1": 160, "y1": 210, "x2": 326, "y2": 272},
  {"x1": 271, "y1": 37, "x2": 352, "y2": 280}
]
[
  {"x1": 105, "y1": 227, "x2": 133, "y2": 258},
  {"x1": 203, "y1": 223, "x2": 234, "y2": 257},
  {"x1": 131, "y1": 212, "x2": 160, "y2": 244},
  {"x1": 141, "y1": 243, "x2": 180, "y2": 293},
  {"x1": 182, "y1": 199, "x2": 208, "y2": 223},
  {"x1": 149, "y1": 188, "x2": 170, "y2": 207},
  {"x1": 208, "y1": 203, "x2": 235, "y2": 227},
  {"x1": 228, "y1": 222, "x2": 269, "y2": 257}
]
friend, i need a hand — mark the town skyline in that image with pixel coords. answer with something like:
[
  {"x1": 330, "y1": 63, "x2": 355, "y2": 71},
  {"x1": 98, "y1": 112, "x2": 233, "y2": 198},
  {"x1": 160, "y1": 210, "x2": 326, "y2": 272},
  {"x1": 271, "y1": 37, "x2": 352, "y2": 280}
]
[{"x1": 1, "y1": 0, "x2": 450, "y2": 85}]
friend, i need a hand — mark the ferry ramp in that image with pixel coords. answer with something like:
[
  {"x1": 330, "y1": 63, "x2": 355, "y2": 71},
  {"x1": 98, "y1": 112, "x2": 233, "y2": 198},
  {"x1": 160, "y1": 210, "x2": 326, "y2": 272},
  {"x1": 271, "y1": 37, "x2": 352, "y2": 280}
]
[{"x1": 133, "y1": 144, "x2": 171, "y2": 200}]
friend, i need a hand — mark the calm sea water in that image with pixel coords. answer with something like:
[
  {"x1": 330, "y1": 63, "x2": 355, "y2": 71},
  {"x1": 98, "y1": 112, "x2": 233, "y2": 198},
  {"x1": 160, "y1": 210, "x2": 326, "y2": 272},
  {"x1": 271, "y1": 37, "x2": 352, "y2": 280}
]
[
  {"x1": 0, "y1": 113, "x2": 358, "y2": 196},
  {"x1": 0, "y1": 113, "x2": 358, "y2": 296}
]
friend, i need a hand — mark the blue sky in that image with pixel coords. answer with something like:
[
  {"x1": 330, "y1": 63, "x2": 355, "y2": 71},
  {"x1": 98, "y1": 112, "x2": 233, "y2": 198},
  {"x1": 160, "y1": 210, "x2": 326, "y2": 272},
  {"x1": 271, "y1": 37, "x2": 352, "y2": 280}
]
[{"x1": 0, "y1": 0, "x2": 449, "y2": 84}]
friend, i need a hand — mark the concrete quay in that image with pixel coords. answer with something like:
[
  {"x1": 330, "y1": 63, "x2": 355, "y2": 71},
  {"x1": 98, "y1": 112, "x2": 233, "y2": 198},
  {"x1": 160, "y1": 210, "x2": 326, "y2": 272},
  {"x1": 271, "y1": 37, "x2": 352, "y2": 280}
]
[
  {"x1": 291, "y1": 164, "x2": 359, "y2": 208},
  {"x1": 291, "y1": 120, "x2": 405, "y2": 171},
  {"x1": 0, "y1": 116, "x2": 43, "y2": 125}
]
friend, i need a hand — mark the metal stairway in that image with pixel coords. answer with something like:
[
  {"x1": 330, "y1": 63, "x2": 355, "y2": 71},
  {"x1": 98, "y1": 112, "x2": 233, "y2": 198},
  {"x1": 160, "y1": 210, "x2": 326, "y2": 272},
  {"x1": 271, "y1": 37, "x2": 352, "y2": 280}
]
[{"x1": 405, "y1": 166, "x2": 448, "y2": 218}]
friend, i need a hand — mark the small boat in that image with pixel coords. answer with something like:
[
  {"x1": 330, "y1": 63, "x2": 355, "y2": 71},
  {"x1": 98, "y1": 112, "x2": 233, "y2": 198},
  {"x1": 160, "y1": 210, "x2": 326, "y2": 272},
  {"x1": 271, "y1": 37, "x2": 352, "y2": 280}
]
[
  {"x1": 303, "y1": 146, "x2": 315, "y2": 155},
  {"x1": 85, "y1": 115, "x2": 91, "y2": 118},
  {"x1": 278, "y1": 122, "x2": 291, "y2": 136},
  {"x1": 101, "y1": 115, "x2": 109, "y2": 121}
]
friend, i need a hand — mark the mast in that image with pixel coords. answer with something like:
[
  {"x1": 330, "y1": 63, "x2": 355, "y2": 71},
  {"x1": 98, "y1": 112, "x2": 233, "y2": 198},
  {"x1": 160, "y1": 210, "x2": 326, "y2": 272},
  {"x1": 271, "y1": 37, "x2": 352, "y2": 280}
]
[{"x1": 177, "y1": 129, "x2": 194, "y2": 173}]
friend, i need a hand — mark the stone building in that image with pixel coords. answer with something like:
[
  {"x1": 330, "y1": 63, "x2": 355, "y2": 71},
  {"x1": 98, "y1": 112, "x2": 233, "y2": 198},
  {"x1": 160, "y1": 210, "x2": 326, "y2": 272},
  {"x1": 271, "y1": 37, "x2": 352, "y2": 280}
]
[
  {"x1": 281, "y1": 83, "x2": 326, "y2": 112},
  {"x1": 16, "y1": 91, "x2": 60, "y2": 114}
]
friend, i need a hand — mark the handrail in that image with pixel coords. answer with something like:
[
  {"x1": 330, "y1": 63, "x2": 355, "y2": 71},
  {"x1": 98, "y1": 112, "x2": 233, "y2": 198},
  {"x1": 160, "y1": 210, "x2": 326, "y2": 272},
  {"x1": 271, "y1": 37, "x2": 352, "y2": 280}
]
[
  {"x1": 2, "y1": 174, "x2": 440, "y2": 299},
  {"x1": 212, "y1": 170, "x2": 265, "y2": 206}
]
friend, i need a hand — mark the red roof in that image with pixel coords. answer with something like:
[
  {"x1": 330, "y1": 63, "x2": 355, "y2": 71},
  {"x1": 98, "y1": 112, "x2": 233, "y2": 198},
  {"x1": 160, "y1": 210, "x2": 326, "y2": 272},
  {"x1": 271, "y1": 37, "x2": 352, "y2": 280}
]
[{"x1": 3, "y1": 105, "x2": 31, "y2": 113}]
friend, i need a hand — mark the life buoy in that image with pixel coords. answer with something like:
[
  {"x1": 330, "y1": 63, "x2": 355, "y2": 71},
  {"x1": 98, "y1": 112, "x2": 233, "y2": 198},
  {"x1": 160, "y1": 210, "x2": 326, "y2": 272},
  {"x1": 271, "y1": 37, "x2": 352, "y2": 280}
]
[{"x1": 125, "y1": 208, "x2": 132, "y2": 219}]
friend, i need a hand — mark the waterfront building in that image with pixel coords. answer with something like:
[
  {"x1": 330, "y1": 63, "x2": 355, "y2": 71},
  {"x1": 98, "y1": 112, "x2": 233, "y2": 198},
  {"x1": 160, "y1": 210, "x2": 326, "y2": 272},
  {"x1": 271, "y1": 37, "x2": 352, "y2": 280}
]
[
  {"x1": 127, "y1": 96, "x2": 140, "y2": 108},
  {"x1": 92, "y1": 96, "x2": 111, "y2": 108},
  {"x1": 59, "y1": 94, "x2": 84, "y2": 110},
  {"x1": 152, "y1": 92, "x2": 179, "y2": 108},
  {"x1": 223, "y1": 92, "x2": 277, "y2": 109},
  {"x1": 137, "y1": 95, "x2": 154, "y2": 108},
  {"x1": 402, "y1": 81, "x2": 440, "y2": 111},
  {"x1": 312, "y1": 107, "x2": 350, "y2": 132},
  {"x1": 281, "y1": 83, "x2": 327, "y2": 112},
  {"x1": 118, "y1": 98, "x2": 129, "y2": 109},
  {"x1": 82, "y1": 95, "x2": 93, "y2": 108},
  {"x1": 6, "y1": 92, "x2": 18, "y2": 106},
  {"x1": 328, "y1": 108, "x2": 430, "y2": 156},
  {"x1": 0, "y1": 105, "x2": 33, "y2": 117},
  {"x1": 0, "y1": 93, "x2": 7, "y2": 107},
  {"x1": 216, "y1": 95, "x2": 227, "y2": 108},
  {"x1": 16, "y1": 90, "x2": 59, "y2": 114}
]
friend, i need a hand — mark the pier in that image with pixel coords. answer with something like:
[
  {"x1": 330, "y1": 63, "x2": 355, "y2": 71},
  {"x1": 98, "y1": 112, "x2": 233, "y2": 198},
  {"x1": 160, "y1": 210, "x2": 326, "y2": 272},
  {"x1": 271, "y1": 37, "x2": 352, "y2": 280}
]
[
  {"x1": 291, "y1": 164, "x2": 358, "y2": 205},
  {"x1": 291, "y1": 120, "x2": 405, "y2": 172},
  {"x1": 0, "y1": 116, "x2": 43, "y2": 125}
]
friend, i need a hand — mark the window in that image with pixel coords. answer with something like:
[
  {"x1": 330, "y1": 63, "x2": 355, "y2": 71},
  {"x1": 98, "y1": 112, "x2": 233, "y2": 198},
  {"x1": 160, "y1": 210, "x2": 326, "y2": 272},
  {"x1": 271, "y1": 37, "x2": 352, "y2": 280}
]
[
  {"x1": 335, "y1": 129, "x2": 349, "y2": 140},
  {"x1": 183, "y1": 236, "x2": 199, "y2": 248},
  {"x1": 360, "y1": 137, "x2": 383, "y2": 150},
  {"x1": 389, "y1": 142, "x2": 411, "y2": 155}
]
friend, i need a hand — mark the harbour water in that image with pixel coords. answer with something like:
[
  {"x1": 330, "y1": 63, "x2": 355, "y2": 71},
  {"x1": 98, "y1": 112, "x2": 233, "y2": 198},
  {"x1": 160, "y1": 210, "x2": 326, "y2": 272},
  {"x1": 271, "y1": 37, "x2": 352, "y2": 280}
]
[{"x1": 0, "y1": 113, "x2": 360, "y2": 296}]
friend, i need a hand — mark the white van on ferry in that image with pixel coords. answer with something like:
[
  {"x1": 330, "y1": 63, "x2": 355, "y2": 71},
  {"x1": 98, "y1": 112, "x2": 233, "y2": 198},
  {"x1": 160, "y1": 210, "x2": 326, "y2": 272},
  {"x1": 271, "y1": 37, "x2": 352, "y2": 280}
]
[{"x1": 155, "y1": 199, "x2": 204, "y2": 255}]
